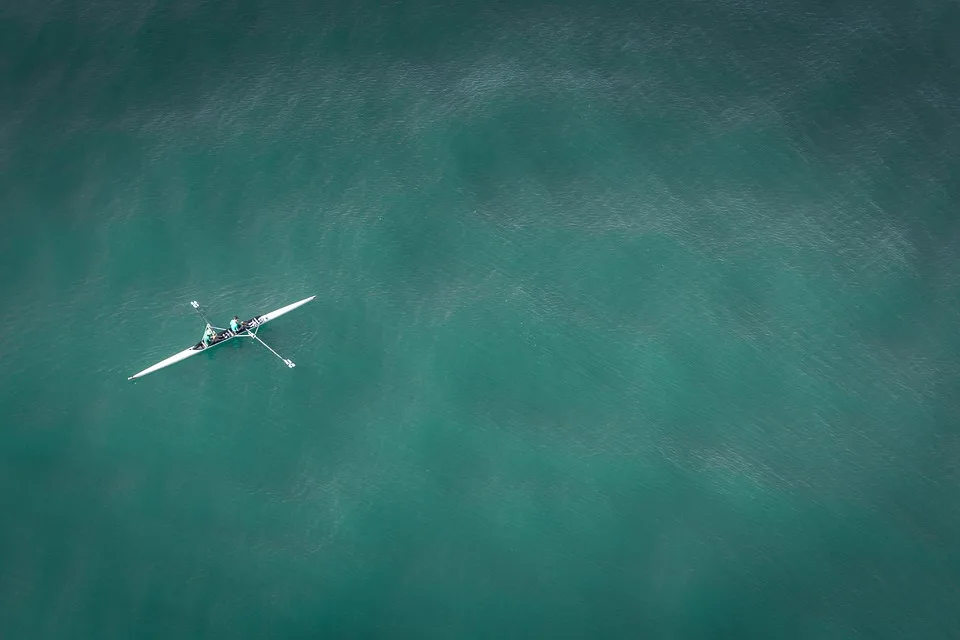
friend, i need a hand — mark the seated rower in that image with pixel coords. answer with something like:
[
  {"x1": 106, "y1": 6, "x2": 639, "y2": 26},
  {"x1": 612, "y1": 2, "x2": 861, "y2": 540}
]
[
  {"x1": 202, "y1": 324, "x2": 216, "y2": 347},
  {"x1": 230, "y1": 316, "x2": 243, "y2": 333}
]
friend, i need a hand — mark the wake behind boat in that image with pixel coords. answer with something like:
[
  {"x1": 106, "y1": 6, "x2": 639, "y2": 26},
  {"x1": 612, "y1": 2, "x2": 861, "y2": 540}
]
[{"x1": 128, "y1": 295, "x2": 315, "y2": 380}]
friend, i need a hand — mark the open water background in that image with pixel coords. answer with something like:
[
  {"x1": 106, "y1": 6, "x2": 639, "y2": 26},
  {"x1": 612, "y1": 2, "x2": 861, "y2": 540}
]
[{"x1": 1, "y1": 0, "x2": 959, "y2": 637}]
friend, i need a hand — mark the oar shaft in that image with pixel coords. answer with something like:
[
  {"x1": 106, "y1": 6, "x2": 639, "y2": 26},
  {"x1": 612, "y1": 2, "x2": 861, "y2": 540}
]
[
  {"x1": 191, "y1": 301, "x2": 214, "y2": 327},
  {"x1": 247, "y1": 332, "x2": 296, "y2": 368}
]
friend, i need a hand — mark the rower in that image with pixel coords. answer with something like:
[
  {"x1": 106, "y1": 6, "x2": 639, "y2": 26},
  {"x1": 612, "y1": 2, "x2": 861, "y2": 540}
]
[
  {"x1": 230, "y1": 316, "x2": 243, "y2": 333},
  {"x1": 202, "y1": 324, "x2": 216, "y2": 347}
]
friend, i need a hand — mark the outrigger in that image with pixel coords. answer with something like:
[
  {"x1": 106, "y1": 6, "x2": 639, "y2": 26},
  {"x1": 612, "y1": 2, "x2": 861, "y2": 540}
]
[{"x1": 127, "y1": 296, "x2": 315, "y2": 380}]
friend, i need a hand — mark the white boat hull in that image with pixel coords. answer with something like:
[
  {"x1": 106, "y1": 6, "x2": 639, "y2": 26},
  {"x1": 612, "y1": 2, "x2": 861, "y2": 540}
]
[
  {"x1": 128, "y1": 295, "x2": 315, "y2": 380},
  {"x1": 248, "y1": 295, "x2": 316, "y2": 327},
  {"x1": 127, "y1": 347, "x2": 202, "y2": 380}
]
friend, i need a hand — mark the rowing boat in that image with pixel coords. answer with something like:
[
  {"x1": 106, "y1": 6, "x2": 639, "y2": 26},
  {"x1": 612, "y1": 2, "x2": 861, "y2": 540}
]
[{"x1": 128, "y1": 295, "x2": 315, "y2": 380}]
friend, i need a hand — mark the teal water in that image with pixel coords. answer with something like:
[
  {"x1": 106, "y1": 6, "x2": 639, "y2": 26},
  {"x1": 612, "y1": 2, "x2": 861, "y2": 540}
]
[{"x1": 2, "y1": 0, "x2": 959, "y2": 637}]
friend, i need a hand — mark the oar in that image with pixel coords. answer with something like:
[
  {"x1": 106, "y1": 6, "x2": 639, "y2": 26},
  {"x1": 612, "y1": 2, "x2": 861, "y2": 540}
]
[
  {"x1": 246, "y1": 332, "x2": 296, "y2": 368},
  {"x1": 191, "y1": 301, "x2": 225, "y2": 331}
]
